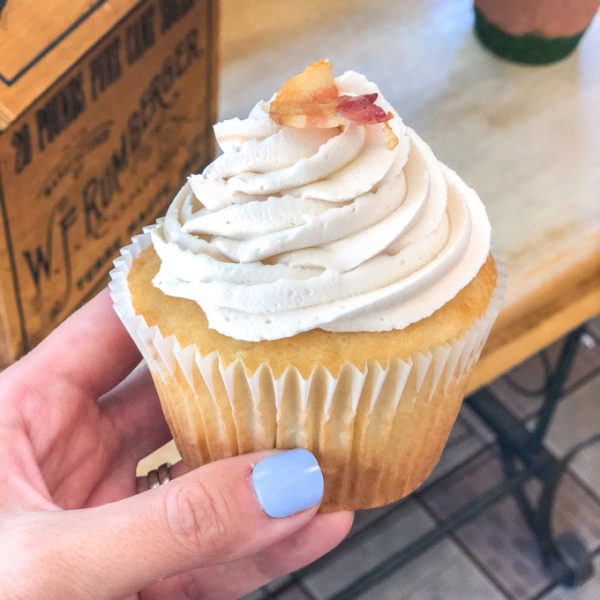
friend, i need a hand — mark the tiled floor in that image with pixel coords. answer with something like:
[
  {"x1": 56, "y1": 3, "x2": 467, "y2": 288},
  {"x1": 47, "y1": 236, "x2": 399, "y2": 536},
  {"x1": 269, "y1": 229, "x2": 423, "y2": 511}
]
[{"x1": 244, "y1": 316, "x2": 600, "y2": 600}]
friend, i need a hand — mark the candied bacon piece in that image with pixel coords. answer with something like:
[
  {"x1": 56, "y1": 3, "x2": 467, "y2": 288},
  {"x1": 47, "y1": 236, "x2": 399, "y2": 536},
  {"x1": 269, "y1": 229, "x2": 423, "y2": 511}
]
[
  {"x1": 270, "y1": 60, "x2": 341, "y2": 128},
  {"x1": 337, "y1": 93, "x2": 393, "y2": 124},
  {"x1": 270, "y1": 60, "x2": 399, "y2": 147}
]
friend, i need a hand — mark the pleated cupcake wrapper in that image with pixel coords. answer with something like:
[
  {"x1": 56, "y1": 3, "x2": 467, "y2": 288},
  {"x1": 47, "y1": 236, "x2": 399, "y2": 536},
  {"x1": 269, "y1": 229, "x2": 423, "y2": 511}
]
[{"x1": 109, "y1": 231, "x2": 505, "y2": 510}]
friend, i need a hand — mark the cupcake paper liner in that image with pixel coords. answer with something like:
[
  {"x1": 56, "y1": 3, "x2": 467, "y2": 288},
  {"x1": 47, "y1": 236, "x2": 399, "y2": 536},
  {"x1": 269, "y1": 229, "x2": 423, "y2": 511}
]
[{"x1": 109, "y1": 230, "x2": 505, "y2": 511}]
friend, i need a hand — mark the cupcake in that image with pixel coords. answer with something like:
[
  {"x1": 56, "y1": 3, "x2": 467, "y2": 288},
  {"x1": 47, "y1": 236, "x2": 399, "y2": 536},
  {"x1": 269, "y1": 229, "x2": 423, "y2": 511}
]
[{"x1": 110, "y1": 61, "x2": 503, "y2": 511}]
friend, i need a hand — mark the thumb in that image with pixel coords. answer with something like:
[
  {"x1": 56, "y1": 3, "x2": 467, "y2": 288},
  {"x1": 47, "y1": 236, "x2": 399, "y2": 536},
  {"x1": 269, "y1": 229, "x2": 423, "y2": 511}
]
[{"x1": 44, "y1": 449, "x2": 323, "y2": 599}]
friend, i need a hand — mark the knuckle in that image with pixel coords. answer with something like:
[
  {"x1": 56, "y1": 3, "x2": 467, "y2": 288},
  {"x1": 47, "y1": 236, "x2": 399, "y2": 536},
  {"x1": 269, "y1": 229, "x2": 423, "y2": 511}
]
[{"x1": 162, "y1": 480, "x2": 235, "y2": 557}]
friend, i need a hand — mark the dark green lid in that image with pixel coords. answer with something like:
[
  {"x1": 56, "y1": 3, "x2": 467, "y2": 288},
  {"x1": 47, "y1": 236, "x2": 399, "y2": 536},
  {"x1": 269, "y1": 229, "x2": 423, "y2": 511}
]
[{"x1": 474, "y1": 7, "x2": 585, "y2": 65}]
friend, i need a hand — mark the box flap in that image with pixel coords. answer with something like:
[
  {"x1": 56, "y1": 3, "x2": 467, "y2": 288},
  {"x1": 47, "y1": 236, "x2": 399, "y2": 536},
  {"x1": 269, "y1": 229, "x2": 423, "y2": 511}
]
[{"x1": 0, "y1": 0, "x2": 142, "y2": 130}]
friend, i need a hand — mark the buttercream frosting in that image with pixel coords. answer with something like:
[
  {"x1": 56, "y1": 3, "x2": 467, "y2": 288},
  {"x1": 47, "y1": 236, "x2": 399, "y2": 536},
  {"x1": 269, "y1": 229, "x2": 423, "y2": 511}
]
[{"x1": 150, "y1": 71, "x2": 491, "y2": 341}]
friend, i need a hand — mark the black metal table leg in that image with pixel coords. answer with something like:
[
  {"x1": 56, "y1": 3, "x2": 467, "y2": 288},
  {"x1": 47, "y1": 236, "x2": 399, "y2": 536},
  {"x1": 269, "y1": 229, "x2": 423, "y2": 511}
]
[
  {"x1": 467, "y1": 326, "x2": 595, "y2": 587},
  {"x1": 499, "y1": 445, "x2": 537, "y2": 534},
  {"x1": 529, "y1": 326, "x2": 587, "y2": 449},
  {"x1": 533, "y1": 435, "x2": 600, "y2": 586}
]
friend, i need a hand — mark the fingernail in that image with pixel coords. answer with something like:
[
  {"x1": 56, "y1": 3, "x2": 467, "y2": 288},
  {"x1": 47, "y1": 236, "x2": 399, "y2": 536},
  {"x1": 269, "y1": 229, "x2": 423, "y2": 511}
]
[{"x1": 252, "y1": 449, "x2": 324, "y2": 518}]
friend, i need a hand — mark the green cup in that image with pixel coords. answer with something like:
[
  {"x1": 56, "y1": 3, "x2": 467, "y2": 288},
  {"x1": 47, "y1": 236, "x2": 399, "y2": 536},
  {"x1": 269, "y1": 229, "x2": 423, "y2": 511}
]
[{"x1": 474, "y1": 0, "x2": 599, "y2": 64}]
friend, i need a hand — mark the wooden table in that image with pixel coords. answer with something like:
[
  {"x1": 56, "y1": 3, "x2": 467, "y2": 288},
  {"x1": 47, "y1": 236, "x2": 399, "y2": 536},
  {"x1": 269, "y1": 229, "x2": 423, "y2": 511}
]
[{"x1": 139, "y1": 0, "x2": 600, "y2": 472}]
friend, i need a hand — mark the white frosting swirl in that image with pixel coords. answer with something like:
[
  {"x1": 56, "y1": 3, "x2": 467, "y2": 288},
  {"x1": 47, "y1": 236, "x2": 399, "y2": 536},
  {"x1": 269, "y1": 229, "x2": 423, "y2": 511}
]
[{"x1": 151, "y1": 71, "x2": 491, "y2": 341}]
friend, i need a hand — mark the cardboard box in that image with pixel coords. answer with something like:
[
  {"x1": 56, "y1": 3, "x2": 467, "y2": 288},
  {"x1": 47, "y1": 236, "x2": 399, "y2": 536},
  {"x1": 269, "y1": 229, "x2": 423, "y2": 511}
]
[{"x1": 0, "y1": 0, "x2": 218, "y2": 364}]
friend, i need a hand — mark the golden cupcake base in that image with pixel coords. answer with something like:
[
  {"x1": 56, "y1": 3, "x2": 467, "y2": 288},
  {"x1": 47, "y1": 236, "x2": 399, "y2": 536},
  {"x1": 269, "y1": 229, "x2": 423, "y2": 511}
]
[{"x1": 110, "y1": 233, "x2": 503, "y2": 511}]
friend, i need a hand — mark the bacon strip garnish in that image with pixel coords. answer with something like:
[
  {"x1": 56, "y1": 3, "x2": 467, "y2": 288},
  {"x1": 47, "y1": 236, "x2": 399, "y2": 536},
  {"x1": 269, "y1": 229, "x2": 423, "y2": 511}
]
[
  {"x1": 269, "y1": 60, "x2": 339, "y2": 128},
  {"x1": 270, "y1": 60, "x2": 397, "y2": 145},
  {"x1": 337, "y1": 93, "x2": 393, "y2": 125}
]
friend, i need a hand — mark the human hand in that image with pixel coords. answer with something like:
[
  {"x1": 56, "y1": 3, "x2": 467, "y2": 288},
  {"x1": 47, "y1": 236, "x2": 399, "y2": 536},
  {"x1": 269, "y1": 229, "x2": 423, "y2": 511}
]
[{"x1": 0, "y1": 290, "x2": 353, "y2": 599}]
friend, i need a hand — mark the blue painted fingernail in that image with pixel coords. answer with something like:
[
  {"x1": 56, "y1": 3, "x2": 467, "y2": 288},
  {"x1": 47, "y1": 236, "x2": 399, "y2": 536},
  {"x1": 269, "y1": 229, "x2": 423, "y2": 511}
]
[{"x1": 252, "y1": 449, "x2": 324, "y2": 518}]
